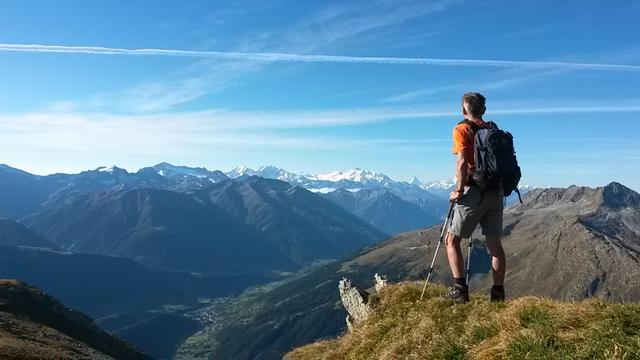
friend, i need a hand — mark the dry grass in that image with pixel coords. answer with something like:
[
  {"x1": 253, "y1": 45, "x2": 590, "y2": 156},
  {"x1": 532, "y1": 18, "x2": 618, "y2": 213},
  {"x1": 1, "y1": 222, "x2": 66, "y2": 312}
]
[{"x1": 285, "y1": 282, "x2": 640, "y2": 360}]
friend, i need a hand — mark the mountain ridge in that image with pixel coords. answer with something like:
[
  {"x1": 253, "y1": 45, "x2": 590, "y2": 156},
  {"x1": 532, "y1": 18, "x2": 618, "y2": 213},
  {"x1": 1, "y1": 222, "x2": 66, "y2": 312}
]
[
  {"x1": 22, "y1": 186, "x2": 297, "y2": 274},
  {"x1": 196, "y1": 176, "x2": 388, "y2": 264},
  {"x1": 321, "y1": 188, "x2": 441, "y2": 234}
]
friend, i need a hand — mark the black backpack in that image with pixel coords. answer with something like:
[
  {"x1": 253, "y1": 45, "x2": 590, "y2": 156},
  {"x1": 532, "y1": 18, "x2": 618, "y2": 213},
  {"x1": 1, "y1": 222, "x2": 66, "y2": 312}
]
[{"x1": 460, "y1": 120, "x2": 522, "y2": 203}]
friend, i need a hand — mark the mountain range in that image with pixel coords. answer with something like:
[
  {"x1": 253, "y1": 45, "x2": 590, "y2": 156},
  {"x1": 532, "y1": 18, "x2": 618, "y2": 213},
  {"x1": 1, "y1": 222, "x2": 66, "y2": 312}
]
[
  {"x1": 177, "y1": 182, "x2": 640, "y2": 359},
  {"x1": 0, "y1": 162, "x2": 543, "y2": 359},
  {"x1": 0, "y1": 163, "x2": 461, "y2": 231},
  {"x1": 0, "y1": 162, "x2": 474, "y2": 258},
  {"x1": 224, "y1": 165, "x2": 455, "y2": 212},
  {"x1": 20, "y1": 177, "x2": 387, "y2": 273}
]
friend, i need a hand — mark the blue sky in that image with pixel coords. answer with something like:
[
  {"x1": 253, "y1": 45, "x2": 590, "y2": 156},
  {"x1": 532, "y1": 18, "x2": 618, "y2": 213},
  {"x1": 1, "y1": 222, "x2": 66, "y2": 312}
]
[{"x1": 0, "y1": 0, "x2": 638, "y2": 189}]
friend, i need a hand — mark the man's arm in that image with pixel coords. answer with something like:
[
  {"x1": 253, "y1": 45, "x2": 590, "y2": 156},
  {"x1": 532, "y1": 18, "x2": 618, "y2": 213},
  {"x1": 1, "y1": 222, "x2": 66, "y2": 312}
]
[
  {"x1": 455, "y1": 151, "x2": 469, "y2": 192},
  {"x1": 450, "y1": 151, "x2": 470, "y2": 202}
]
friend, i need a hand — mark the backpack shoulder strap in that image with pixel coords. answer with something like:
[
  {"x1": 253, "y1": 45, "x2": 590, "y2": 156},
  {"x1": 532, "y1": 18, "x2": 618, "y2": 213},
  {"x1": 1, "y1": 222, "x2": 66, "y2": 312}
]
[
  {"x1": 458, "y1": 119, "x2": 481, "y2": 133},
  {"x1": 485, "y1": 121, "x2": 499, "y2": 130}
]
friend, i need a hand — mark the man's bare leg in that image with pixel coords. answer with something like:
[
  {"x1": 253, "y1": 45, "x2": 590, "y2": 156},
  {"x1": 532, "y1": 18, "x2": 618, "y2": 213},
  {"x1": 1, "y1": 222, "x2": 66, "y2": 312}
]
[
  {"x1": 485, "y1": 236, "x2": 506, "y2": 286},
  {"x1": 445, "y1": 232, "x2": 465, "y2": 278},
  {"x1": 443, "y1": 232, "x2": 470, "y2": 303}
]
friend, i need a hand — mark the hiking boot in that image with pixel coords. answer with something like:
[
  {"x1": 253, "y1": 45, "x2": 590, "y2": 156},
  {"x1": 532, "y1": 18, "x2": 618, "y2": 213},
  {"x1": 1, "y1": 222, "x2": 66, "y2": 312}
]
[
  {"x1": 441, "y1": 284, "x2": 469, "y2": 304},
  {"x1": 490, "y1": 286, "x2": 505, "y2": 302}
]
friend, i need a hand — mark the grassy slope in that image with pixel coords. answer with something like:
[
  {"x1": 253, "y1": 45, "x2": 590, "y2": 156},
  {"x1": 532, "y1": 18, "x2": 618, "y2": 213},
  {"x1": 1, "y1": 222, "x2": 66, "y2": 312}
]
[{"x1": 286, "y1": 282, "x2": 640, "y2": 360}]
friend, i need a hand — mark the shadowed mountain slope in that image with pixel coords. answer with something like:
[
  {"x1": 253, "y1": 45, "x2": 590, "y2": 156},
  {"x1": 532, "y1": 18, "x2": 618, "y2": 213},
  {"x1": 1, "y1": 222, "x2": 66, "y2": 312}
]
[
  {"x1": 22, "y1": 176, "x2": 387, "y2": 272},
  {"x1": 321, "y1": 188, "x2": 441, "y2": 234},
  {"x1": 0, "y1": 218, "x2": 57, "y2": 249},
  {"x1": 0, "y1": 243, "x2": 270, "y2": 359},
  {"x1": 22, "y1": 187, "x2": 296, "y2": 274},
  {"x1": 0, "y1": 279, "x2": 150, "y2": 360},
  {"x1": 196, "y1": 176, "x2": 388, "y2": 264},
  {"x1": 0, "y1": 245, "x2": 267, "y2": 317},
  {"x1": 0, "y1": 165, "x2": 66, "y2": 220}
]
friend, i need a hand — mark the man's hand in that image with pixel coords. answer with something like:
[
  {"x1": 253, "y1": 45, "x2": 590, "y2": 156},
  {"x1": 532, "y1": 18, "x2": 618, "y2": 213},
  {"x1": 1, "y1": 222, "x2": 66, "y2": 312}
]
[{"x1": 450, "y1": 190, "x2": 463, "y2": 203}]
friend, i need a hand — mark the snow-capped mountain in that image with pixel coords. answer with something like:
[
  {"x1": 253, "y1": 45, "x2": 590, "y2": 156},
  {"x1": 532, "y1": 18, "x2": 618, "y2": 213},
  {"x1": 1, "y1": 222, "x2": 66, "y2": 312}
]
[
  {"x1": 153, "y1": 162, "x2": 209, "y2": 179},
  {"x1": 0, "y1": 162, "x2": 536, "y2": 238},
  {"x1": 74, "y1": 165, "x2": 139, "y2": 185},
  {"x1": 224, "y1": 165, "x2": 453, "y2": 194},
  {"x1": 421, "y1": 179, "x2": 457, "y2": 190},
  {"x1": 91, "y1": 164, "x2": 535, "y2": 213},
  {"x1": 151, "y1": 163, "x2": 227, "y2": 183},
  {"x1": 309, "y1": 168, "x2": 393, "y2": 185},
  {"x1": 221, "y1": 165, "x2": 536, "y2": 218},
  {"x1": 222, "y1": 165, "x2": 451, "y2": 217},
  {"x1": 3, "y1": 161, "x2": 533, "y2": 222},
  {"x1": 95, "y1": 165, "x2": 123, "y2": 173},
  {"x1": 144, "y1": 163, "x2": 228, "y2": 190},
  {"x1": 225, "y1": 166, "x2": 257, "y2": 178},
  {"x1": 257, "y1": 166, "x2": 309, "y2": 183},
  {"x1": 225, "y1": 165, "x2": 309, "y2": 184},
  {"x1": 226, "y1": 166, "x2": 392, "y2": 186}
]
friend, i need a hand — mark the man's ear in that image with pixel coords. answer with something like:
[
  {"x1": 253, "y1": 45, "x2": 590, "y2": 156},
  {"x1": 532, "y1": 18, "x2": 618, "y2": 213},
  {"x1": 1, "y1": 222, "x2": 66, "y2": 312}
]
[
  {"x1": 482, "y1": 106, "x2": 486, "y2": 115},
  {"x1": 462, "y1": 105, "x2": 468, "y2": 116}
]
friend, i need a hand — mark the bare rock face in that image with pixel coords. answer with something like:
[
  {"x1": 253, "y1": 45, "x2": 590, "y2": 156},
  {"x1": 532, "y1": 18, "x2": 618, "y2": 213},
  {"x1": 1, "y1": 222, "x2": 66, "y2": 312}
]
[
  {"x1": 374, "y1": 273, "x2": 388, "y2": 292},
  {"x1": 338, "y1": 278, "x2": 370, "y2": 331},
  {"x1": 339, "y1": 274, "x2": 388, "y2": 331}
]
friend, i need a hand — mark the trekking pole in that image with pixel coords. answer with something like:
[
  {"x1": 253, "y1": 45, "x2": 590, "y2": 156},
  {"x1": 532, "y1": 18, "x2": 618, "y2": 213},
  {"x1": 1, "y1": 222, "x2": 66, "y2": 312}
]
[
  {"x1": 420, "y1": 202, "x2": 456, "y2": 300},
  {"x1": 465, "y1": 238, "x2": 472, "y2": 286}
]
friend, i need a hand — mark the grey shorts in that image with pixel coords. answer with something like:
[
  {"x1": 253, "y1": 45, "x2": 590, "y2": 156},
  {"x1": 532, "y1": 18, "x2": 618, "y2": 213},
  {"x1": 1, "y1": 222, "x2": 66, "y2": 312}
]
[{"x1": 448, "y1": 185, "x2": 504, "y2": 238}]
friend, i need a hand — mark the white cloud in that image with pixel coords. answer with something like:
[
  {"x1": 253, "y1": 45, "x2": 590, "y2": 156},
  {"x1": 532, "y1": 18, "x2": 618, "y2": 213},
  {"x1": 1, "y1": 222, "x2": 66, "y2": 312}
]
[
  {"x1": 3, "y1": 43, "x2": 639, "y2": 72},
  {"x1": 1, "y1": 100, "x2": 638, "y2": 153},
  {"x1": 2, "y1": 100, "x2": 638, "y2": 177},
  {"x1": 85, "y1": 59, "x2": 263, "y2": 113}
]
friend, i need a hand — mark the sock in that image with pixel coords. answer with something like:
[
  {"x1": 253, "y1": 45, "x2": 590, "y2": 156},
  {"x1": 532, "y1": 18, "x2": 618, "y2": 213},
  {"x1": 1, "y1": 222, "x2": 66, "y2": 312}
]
[
  {"x1": 454, "y1": 277, "x2": 467, "y2": 287},
  {"x1": 492, "y1": 285, "x2": 504, "y2": 291}
]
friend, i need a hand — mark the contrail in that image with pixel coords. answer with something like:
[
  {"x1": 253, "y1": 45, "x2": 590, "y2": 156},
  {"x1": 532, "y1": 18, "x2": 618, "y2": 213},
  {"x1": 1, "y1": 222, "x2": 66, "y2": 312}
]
[{"x1": 0, "y1": 43, "x2": 639, "y2": 72}]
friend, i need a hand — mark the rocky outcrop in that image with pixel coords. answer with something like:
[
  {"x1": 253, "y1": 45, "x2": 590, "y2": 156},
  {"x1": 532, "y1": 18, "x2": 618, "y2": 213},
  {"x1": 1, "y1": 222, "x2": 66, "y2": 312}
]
[
  {"x1": 374, "y1": 273, "x2": 388, "y2": 292},
  {"x1": 338, "y1": 274, "x2": 388, "y2": 331}
]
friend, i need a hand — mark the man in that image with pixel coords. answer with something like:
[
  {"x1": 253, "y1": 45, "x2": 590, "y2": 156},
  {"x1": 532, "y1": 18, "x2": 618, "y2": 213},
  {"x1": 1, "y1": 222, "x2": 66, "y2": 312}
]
[{"x1": 443, "y1": 92, "x2": 506, "y2": 304}]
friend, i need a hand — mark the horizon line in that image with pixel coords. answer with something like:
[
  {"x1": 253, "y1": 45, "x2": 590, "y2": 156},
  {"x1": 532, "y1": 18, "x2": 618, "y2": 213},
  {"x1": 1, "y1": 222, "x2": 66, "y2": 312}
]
[
  {"x1": 1, "y1": 43, "x2": 639, "y2": 72},
  {"x1": 2, "y1": 162, "x2": 635, "y2": 192}
]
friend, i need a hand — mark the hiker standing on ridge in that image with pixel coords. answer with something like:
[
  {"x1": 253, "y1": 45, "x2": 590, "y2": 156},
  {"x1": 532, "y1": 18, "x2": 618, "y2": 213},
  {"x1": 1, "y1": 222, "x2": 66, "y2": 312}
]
[{"x1": 443, "y1": 93, "x2": 509, "y2": 304}]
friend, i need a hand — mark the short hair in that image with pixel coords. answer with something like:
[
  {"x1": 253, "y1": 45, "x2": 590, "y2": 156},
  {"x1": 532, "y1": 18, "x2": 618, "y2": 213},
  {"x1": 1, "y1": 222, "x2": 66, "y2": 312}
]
[{"x1": 462, "y1": 92, "x2": 486, "y2": 117}]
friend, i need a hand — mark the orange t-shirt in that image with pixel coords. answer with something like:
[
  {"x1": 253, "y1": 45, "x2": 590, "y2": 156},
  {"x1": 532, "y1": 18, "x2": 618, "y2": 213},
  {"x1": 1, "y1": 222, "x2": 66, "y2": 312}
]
[{"x1": 452, "y1": 119, "x2": 488, "y2": 175}]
